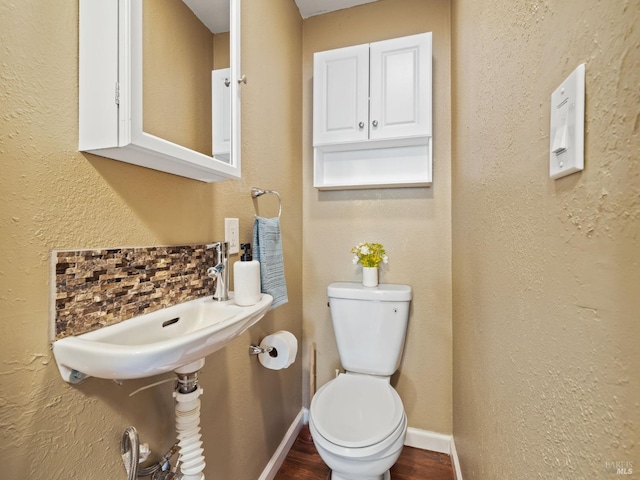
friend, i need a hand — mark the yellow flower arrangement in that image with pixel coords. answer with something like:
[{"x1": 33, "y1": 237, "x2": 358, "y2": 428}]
[{"x1": 350, "y1": 242, "x2": 388, "y2": 268}]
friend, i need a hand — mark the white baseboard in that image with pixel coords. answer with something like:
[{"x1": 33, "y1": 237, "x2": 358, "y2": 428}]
[
  {"x1": 450, "y1": 436, "x2": 463, "y2": 480},
  {"x1": 258, "y1": 408, "x2": 305, "y2": 480},
  {"x1": 404, "y1": 427, "x2": 463, "y2": 480},
  {"x1": 404, "y1": 427, "x2": 451, "y2": 454},
  {"x1": 258, "y1": 416, "x2": 463, "y2": 480}
]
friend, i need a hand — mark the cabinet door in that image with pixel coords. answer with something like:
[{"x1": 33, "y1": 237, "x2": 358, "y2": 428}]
[
  {"x1": 78, "y1": 0, "x2": 120, "y2": 150},
  {"x1": 369, "y1": 33, "x2": 432, "y2": 141},
  {"x1": 313, "y1": 44, "x2": 369, "y2": 146}
]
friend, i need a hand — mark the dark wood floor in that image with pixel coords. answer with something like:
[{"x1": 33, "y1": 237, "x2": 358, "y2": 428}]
[{"x1": 274, "y1": 431, "x2": 454, "y2": 480}]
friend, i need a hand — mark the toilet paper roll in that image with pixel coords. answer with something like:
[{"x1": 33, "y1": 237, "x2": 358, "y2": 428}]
[{"x1": 258, "y1": 331, "x2": 298, "y2": 370}]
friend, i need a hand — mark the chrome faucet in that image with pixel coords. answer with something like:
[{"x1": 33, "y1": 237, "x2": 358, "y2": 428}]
[{"x1": 206, "y1": 241, "x2": 230, "y2": 301}]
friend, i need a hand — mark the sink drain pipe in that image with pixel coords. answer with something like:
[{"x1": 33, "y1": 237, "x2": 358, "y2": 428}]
[{"x1": 174, "y1": 371, "x2": 206, "y2": 480}]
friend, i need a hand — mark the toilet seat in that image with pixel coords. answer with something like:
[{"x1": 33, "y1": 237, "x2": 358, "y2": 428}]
[{"x1": 310, "y1": 374, "x2": 404, "y2": 449}]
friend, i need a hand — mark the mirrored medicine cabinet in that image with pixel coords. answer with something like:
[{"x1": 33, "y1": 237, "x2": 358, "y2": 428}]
[{"x1": 79, "y1": 0, "x2": 242, "y2": 182}]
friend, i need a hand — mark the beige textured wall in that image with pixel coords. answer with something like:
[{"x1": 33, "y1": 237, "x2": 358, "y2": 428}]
[
  {"x1": 213, "y1": 32, "x2": 230, "y2": 69},
  {"x1": 302, "y1": 0, "x2": 453, "y2": 434},
  {"x1": 0, "y1": 0, "x2": 302, "y2": 478},
  {"x1": 452, "y1": 0, "x2": 640, "y2": 477}
]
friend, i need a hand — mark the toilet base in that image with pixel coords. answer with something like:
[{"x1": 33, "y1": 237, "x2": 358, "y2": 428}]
[
  {"x1": 331, "y1": 470, "x2": 391, "y2": 480},
  {"x1": 310, "y1": 411, "x2": 406, "y2": 480}
]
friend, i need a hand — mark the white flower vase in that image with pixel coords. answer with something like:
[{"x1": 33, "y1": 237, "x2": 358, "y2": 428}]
[{"x1": 362, "y1": 267, "x2": 379, "y2": 287}]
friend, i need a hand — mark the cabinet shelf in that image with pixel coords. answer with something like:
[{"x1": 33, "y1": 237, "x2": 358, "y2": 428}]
[{"x1": 313, "y1": 137, "x2": 432, "y2": 190}]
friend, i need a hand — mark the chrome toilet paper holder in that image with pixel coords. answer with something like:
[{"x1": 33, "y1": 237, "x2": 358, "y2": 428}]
[{"x1": 249, "y1": 344, "x2": 278, "y2": 357}]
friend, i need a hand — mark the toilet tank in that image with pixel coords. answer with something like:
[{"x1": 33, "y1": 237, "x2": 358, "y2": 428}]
[{"x1": 327, "y1": 282, "x2": 412, "y2": 376}]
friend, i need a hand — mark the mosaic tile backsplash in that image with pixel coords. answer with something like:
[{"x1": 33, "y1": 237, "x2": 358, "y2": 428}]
[{"x1": 52, "y1": 245, "x2": 215, "y2": 339}]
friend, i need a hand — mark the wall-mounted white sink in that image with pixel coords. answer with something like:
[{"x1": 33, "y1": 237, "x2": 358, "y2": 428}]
[{"x1": 52, "y1": 294, "x2": 273, "y2": 383}]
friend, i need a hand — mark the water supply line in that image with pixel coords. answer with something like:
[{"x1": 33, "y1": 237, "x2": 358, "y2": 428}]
[
  {"x1": 121, "y1": 426, "x2": 140, "y2": 480},
  {"x1": 121, "y1": 425, "x2": 181, "y2": 479}
]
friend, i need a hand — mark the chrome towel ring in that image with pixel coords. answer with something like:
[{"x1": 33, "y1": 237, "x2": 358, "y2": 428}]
[{"x1": 251, "y1": 187, "x2": 282, "y2": 218}]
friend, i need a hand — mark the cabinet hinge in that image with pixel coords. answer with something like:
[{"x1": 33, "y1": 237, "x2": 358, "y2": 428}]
[{"x1": 115, "y1": 82, "x2": 120, "y2": 106}]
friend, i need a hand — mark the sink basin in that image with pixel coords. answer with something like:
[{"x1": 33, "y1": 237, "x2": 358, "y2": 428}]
[{"x1": 52, "y1": 293, "x2": 273, "y2": 383}]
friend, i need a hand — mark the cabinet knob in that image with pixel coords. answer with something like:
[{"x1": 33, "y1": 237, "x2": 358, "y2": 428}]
[
  {"x1": 372, "y1": 120, "x2": 379, "y2": 127},
  {"x1": 237, "y1": 75, "x2": 247, "y2": 84},
  {"x1": 358, "y1": 122, "x2": 365, "y2": 129}
]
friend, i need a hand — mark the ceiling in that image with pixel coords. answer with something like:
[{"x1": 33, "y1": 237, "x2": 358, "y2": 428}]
[
  {"x1": 183, "y1": 0, "x2": 380, "y2": 33},
  {"x1": 183, "y1": 0, "x2": 230, "y2": 33},
  {"x1": 294, "y1": 0, "x2": 379, "y2": 19}
]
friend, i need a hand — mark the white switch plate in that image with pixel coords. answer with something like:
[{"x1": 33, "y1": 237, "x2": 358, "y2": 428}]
[
  {"x1": 225, "y1": 218, "x2": 240, "y2": 254},
  {"x1": 550, "y1": 63, "x2": 585, "y2": 180}
]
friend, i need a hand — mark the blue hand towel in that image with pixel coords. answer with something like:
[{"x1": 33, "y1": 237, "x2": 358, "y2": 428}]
[{"x1": 253, "y1": 216, "x2": 288, "y2": 310}]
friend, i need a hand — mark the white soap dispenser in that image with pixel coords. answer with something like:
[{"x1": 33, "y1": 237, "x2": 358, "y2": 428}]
[{"x1": 234, "y1": 243, "x2": 261, "y2": 306}]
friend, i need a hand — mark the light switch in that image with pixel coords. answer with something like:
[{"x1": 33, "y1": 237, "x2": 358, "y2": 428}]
[
  {"x1": 551, "y1": 101, "x2": 569, "y2": 154},
  {"x1": 550, "y1": 64, "x2": 585, "y2": 180}
]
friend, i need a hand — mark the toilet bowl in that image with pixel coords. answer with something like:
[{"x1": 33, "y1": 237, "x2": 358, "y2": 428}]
[
  {"x1": 309, "y1": 374, "x2": 408, "y2": 480},
  {"x1": 309, "y1": 282, "x2": 412, "y2": 480}
]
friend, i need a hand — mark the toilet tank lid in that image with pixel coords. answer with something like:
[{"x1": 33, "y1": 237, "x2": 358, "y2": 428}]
[{"x1": 328, "y1": 282, "x2": 412, "y2": 301}]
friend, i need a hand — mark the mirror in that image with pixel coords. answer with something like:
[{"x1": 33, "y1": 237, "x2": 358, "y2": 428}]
[
  {"x1": 78, "y1": 0, "x2": 241, "y2": 182},
  {"x1": 143, "y1": 0, "x2": 231, "y2": 162}
]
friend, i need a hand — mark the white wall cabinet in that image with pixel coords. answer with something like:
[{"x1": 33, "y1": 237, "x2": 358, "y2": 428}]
[{"x1": 313, "y1": 32, "x2": 432, "y2": 190}]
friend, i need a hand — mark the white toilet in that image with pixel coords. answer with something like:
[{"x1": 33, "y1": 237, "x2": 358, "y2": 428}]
[{"x1": 309, "y1": 282, "x2": 412, "y2": 480}]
